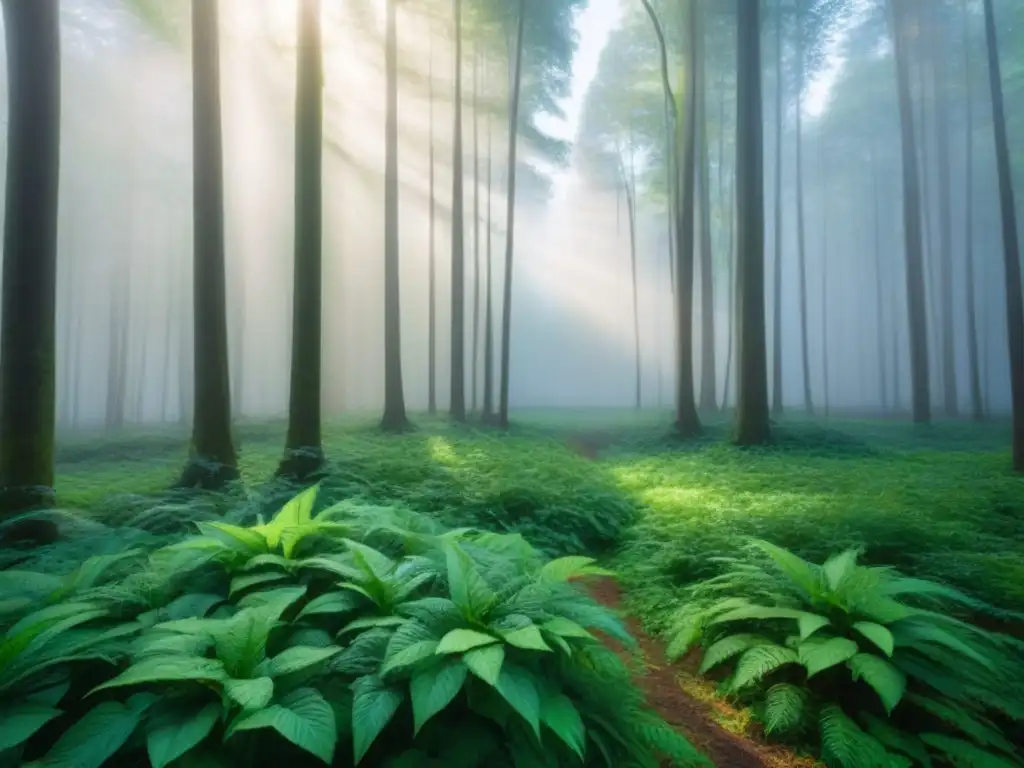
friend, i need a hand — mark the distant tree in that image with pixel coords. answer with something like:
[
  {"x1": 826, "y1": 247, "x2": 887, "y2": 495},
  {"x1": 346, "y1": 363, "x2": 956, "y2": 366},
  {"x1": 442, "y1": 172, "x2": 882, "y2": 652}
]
[
  {"x1": 280, "y1": 0, "x2": 326, "y2": 478},
  {"x1": 771, "y1": 0, "x2": 785, "y2": 415},
  {"x1": 450, "y1": 0, "x2": 467, "y2": 422},
  {"x1": 427, "y1": 25, "x2": 438, "y2": 415},
  {"x1": 0, "y1": 0, "x2": 61, "y2": 518},
  {"x1": 178, "y1": 0, "x2": 239, "y2": 489},
  {"x1": 695, "y1": 0, "x2": 716, "y2": 413}
]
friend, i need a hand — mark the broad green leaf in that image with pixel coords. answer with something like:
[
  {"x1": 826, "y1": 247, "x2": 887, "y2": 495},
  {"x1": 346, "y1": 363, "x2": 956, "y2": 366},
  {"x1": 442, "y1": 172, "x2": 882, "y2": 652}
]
[
  {"x1": 381, "y1": 621, "x2": 438, "y2": 677},
  {"x1": 0, "y1": 570, "x2": 63, "y2": 597},
  {"x1": 270, "y1": 485, "x2": 319, "y2": 531},
  {"x1": 540, "y1": 692, "x2": 585, "y2": 759},
  {"x1": 541, "y1": 617, "x2": 593, "y2": 640},
  {"x1": 296, "y1": 591, "x2": 364, "y2": 620},
  {"x1": 381, "y1": 640, "x2": 438, "y2": 677},
  {"x1": 730, "y1": 645, "x2": 798, "y2": 690},
  {"x1": 351, "y1": 675, "x2": 404, "y2": 763},
  {"x1": 146, "y1": 702, "x2": 220, "y2": 768},
  {"x1": 297, "y1": 556, "x2": 364, "y2": 581},
  {"x1": 538, "y1": 556, "x2": 613, "y2": 583},
  {"x1": 24, "y1": 680, "x2": 70, "y2": 707},
  {"x1": 339, "y1": 616, "x2": 406, "y2": 636},
  {"x1": 410, "y1": 659, "x2": 468, "y2": 733},
  {"x1": 161, "y1": 593, "x2": 225, "y2": 621},
  {"x1": 436, "y1": 628, "x2": 499, "y2": 654},
  {"x1": 261, "y1": 645, "x2": 343, "y2": 678},
  {"x1": 132, "y1": 631, "x2": 213, "y2": 660},
  {"x1": 196, "y1": 522, "x2": 268, "y2": 555},
  {"x1": 500, "y1": 624, "x2": 552, "y2": 652},
  {"x1": 287, "y1": 628, "x2": 334, "y2": 648},
  {"x1": 227, "y1": 687, "x2": 336, "y2": 764},
  {"x1": 853, "y1": 621, "x2": 895, "y2": 657},
  {"x1": 822, "y1": 549, "x2": 860, "y2": 591},
  {"x1": 798, "y1": 636, "x2": 859, "y2": 677},
  {"x1": 212, "y1": 609, "x2": 279, "y2": 677},
  {"x1": 445, "y1": 544, "x2": 495, "y2": 619},
  {"x1": 90, "y1": 656, "x2": 227, "y2": 695},
  {"x1": 235, "y1": 586, "x2": 307, "y2": 618},
  {"x1": 797, "y1": 613, "x2": 831, "y2": 641},
  {"x1": 242, "y1": 554, "x2": 295, "y2": 572},
  {"x1": 919, "y1": 733, "x2": 1018, "y2": 768},
  {"x1": 709, "y1": 605, "x2": 808, "y2": 625},
  {"x1": 495, "y1": 664, "x2": 541, "y2": 738},
  {"x1": 763, "y1": 684, "x2": 808, "y2": 735},
  {"x1": 224, "y1": 677, "x2": 275, "y2": 710},
  {"x1": 848, "y1": 654, "x2": 906, "y2": 714},
  {"x1": 344, "y1": 540, "x2": 397, "y2": 579},
  {"x1": 749, "y1": 540, "x2": 823, "y2": 595},
  {"x1": 862, "y1": 714, "x2": 933, "y2": 767},
  {"x1": 36, "y1": 700, "x2": 145, "y2": 768},
  {"x1": 0, "y1": 703, "x2": 62, "y2": 753},
  {"x1": 819, "y1": 705, "x2": 892, "y2": 768},
  {"x1": 699, "y1": 634, "x2": 771, "y2": 674},
  {"x1": 229, "y1": 571, "x2": 290, "y2": 598},
  {"x1": 464, "y1": 644, "x2": 505, "y2": 686}
]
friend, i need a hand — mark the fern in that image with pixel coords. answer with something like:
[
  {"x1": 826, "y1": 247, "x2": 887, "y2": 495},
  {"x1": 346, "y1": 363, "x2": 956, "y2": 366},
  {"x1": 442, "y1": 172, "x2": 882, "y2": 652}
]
[{"x1": 762, "y1": 683, "x2": 809, "y2": 735}]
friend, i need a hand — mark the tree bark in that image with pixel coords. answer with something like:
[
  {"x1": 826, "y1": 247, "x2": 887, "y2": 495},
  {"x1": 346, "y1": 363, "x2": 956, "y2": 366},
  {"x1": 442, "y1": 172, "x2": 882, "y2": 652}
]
[
  {"x1": 696, "y1": 0, "x2": 716, "y2": 412},
  {"x1": 449, "y1": 0, "x2": 467, "y2": 422},
  {"x1": 794, "y1": 0, "x2": 813, "y2": 414},
  {"x1": 428, "y1": 25, "x2": 437, "y2": 415},
  {"x1": 483, "y1": 70, "x2": 495, "y2": 423},
  {"x1": 962, "y1": 0, "x2": 983, "y2": 421},
  {"x1": 471, "y1": 47, "x2": 482, "y2": 415},
  {"x1": 771, "y1": 0, "x2": 784, "y2": 415}
]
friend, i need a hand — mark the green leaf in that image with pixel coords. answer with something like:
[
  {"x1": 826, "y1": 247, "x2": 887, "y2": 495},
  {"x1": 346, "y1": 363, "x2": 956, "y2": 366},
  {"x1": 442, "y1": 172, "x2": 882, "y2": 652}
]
[
  {"x1": 381, "y1": 640, "x2": 439, "y2": 677},
  {"x1": 266, "y1": 484, "x2": 319, "y2": 536},
  {"x1": 235, "y1": 586, "x2": 307, "y2": 618},
  {"x1": 297, "y1": 556, "x2": 365, "y2": 581},
  {"x1": 436, "y1": 628, "x2": 499, "y2": 654},
  {"x1": 537, "y1": 556, "x2": 612, "y2": 583},
  {"x1": 344, "y1": 540, "x2": 397, "y2": 579},
  {"x1": 229, "y1": 571, "x2": 290, "y2": 597},
  {"x1": 862, "y1": 714, "x2": 933, "y2": 766},
  {"x1": 445, "y1": 544, "x2": 495, "y2": 619},
  {"x1": 161, "y1": 593, "x2": 225, "y2": 621},
  {"x1": 495, "y1": 664, "x2": 541, "y2": 738},
  {"x1": 848, "y1": 654, "x2": 906, "y2": 714},
  {"x1": 749, "y1": 540, "x2": 823, "y2": 595},
  {"x1": 196, "y1": 522, "x2": 268, "y2": 555},
  {"x1": 540, "y1": 692, "x2": 585, "y2": 759},
  {"x1": 920, "y1": 733, "x2": 1019, "y2": 768},
  {"x1": 339, "y1": 616, "x2": 406, "y2": 636},
  {"x1": 819, "y1": 705, "x2": 891, "y2": 768},
  {"x1": 500, "y1": 624, "x2": 552, "y2": 652},
  {"x1": 709, "y1": 605, "x2": 809, "y2": 625},
  {"x1": 224, "y1": 677, "x2": 275, "y2": 710},
  {"x1": 90, "y1": 656, "x2": 227, "y2": 695},
  {"x1": 243, "y1": 554, "x2": 295, "y2": 572},
  {"x1": 227, "y1": 687, "x2": 336, "y2": 764},
  {"x1": 36, "y1": 700, "x2": 145, "y2": 768},
  {"x1": 797, "y1": 613, "x2": 831, "y2": 641},
  {"x1": 296, "y1": 591, "x2": 364, "y2": 620},
  {"x1": 730, "y1": 645, "x2": 798, "y2": 690},
  {"x1": 351, "y1": 675, "x2": 404, "y2": 762},
  {"x1": 261, "y1": 645, "x2": 343, "y2": 678},
  {"x1": 146, "y1": 702, "x2": 220, "y2": 768},
  {"x1": 797, "y1": 636, "x2": 859, "y2": 677},
  {"x1": 853, "y1": 622, "x2": 895, "y2": 657},
  {"x1": 463, "y1": 644, "x2": 505, "y2": 686},
  {"x1": 410, "y1": 658, "x2": 468, "y2": 733},
  {"x1": 699, "y1": 634, "x2": 772, "y2": 674},
  {"x1": 540, "y1": 617, "x2": 593, "y2": 640},
  {"x1": 762, "y1": 684, "x2": 808, "y2": 735},
  {"x1": 822, "y1": 548, "x2": 860, "y2": 591},
  {"x1": 0, "y1": 703, "x2": 62, "y2": 753}
]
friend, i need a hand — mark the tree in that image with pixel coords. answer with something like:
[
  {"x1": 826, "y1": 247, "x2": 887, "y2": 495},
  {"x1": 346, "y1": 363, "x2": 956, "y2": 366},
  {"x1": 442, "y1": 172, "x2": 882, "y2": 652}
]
[
  {"x1": 771, "y1": 0, "x2": 785, "y2": 415},
  {"x1": 0, "y1": 0, "x2": 61, "y2": 518},
  {"x1": 179, "y1": 0, "x2": 239, "y2": 489},
  {"x1": 280, "y1": 0, "x2": 326, "y2": 478},
  {"x1": 696, "y1": 0, "x2": 716, "y2": 413},
  {"x1": 427, "y1": 24, "x2": 438, "y2": 415},
  {"x1": 381, "y1": 0, "x2": 410, "y2": 432},
  {"x1": 734, "y1": 0, "x2": 770, "y2": 446},
  {"x1": 962, "y1": 0, "x2": 983, "y2": 421},
  {"x1": 450, "y1": 0, "x2": 467, "y2": 422},
  {"x1": 982, "y1": 0, "x2": 1024, "y2": 471}
]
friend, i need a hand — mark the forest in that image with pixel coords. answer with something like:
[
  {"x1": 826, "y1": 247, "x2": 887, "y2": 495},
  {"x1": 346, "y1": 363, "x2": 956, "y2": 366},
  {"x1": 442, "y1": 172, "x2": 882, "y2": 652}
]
[{"x1": 0, "y1": 0, "x2": 1023, "y2": 766}]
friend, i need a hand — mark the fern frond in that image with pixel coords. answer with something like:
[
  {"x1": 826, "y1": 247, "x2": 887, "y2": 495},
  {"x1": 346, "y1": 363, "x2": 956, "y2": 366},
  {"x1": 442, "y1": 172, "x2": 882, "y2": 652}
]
[{"x1": 762, "y1": 683, "x2": 809, "y2": 735}]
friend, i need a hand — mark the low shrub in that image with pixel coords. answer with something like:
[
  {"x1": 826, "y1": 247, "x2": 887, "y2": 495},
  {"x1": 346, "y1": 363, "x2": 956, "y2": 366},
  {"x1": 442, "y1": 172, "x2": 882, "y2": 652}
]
[
  {"x1": 665, "y1": 540, "x2": 1024, "y2": 768},
  {"x1": 0, "y1": 487, "x2": 704, "y2": 768}
]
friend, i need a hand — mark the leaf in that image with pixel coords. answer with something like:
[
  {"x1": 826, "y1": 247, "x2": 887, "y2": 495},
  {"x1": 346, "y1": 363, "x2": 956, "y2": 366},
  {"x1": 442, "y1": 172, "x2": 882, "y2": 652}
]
[
  {"x1": 495, "y1": 664, "x2": 541, "y2": 738},
  {"x1": 709, "y1": 605, "x2": 810, "y2": 625},
  {"x1": 762, "y1": 684, "x2": 808, "y2": 735},
  {"x1": 235, "y1": 586, "x2": 307, "y2": 619},
  {"x1": 296, "y1": 591, "x2": 364, "y2": 620},
  {"x1": 229, "y1": 571, "x2": 289, "y2": 597},
  {"x1": 297, "y1": 556, "x2": 365, "y2": 581},
  {"x1": 435, "y1": 628, "x2": 499, "y2": 654},
  {"x1": 445, "y1": 544, "x2": 495, "y2": 619},
  {"x1": 339, "y1": 616, "x2": 406, "y2": 636},
  {"x1": 822, "y1": 548, "x2": 860, "y2": 591},
  {"x1": 146, "y1": 702, "x2": 220, "y2": 768},
  {"x1": 227, "y1": 687, "x2": 336, "y2": 764},
  {"x1": 797, "y1": 613, "x2": 831, "y2": 641},
  {"x1": 351, "y1": 674, "x2": 404, "y2": 762},
  {"x1": 848, "y1": 654, "x2": 906, "y2": 714},
  {"x1": 0, "y1": 703, "x2": 62, "y2": 753},
  {"x1": 540, "y1": 692, "x2": 585, "y2": 759},
  {"x1": 819, "y1": 705, "x2": 891, "y2": 768},
  {"x1": 261, "y1": 645, "x2": 343, "y2": 678},
  {"x1": 90, "y1": 656, "x2": 227, "y2": 695},
  {"x1": 381, "y1": 640, "x2": 439, "y2": 677},
  {"x1": 797, "y1": 636, "x2": 859, "y2": 678},
  {"x1": 36, "y1": 700, "x2": 145, "y2": 768},
  {"x1": 699, "y1": 634, "x2": 773, "y2": 674},
  {"x1": 410, "y1": 658, "x2": 468, "y2": 733},
  {"x1": 538, "y1": 556, "x2": 613, "y2": 583},
  {"x1": 500, "y1": 624, "x2": 552, "y2": 652},
  {"x1": 344, "y1": 540, "x2": 397, "y2": 580},
  {"x1": 464, "y1": 644, "x2": 505, "y2": 686},
  {"x1": 196, "y1": 522, "x2": 268, "y2": 555},
  {"x1": 161, "y1": 593, "x2": 225, "y2": 621},
  {"x1": 920, "y1": 733, "x2": 1019, "y2": 768},
  {"x1": 853, "y1": 622, "x2": 895, "y2": 657},
  {"x1": 730, "y1": 645, "x2": 798, "y2": 690},
  {"x1": 212, "y1": 609, "x2": 279, "y2": 678},
  {"x1": 224, "y1": 677, "x2": 275, "y2": 710},
  {"x1": 540, "y1": 617, "x2": 593, "y2": 640},
  {"x1": 263, "y1": 485, "x2": 319, "y2": 543},
  {"x1": 862, "y1": 714, "x2": 933, "y2": 766}
]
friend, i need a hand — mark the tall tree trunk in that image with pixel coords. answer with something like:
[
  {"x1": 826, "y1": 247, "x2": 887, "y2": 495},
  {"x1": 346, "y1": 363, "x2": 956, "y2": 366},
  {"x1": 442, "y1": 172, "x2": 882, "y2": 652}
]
[
  {"x1": 449, "y1": 0, "x2": 467, "y2": 422},
  {"x1": 471, "y1": 47, "x2": 481, "y2": 415},
  {"x1": 982, "y1": 0, "x2": 1024, "y2": 471},
  {"x1": 483, "y1": 78, "x2": 495, "y2": 422},
  {"x1": 279, "y1": 0, "x2": 325, "y2": 478},
  {"x1": 498, "y1": 0, "x2": 526, "y2": 430},
  {"x1": 871, "y1": 148, "x2": 889, "y2": 412},
  {"x1": 427, "y1": 26, "x2": 437, "y2": 414},
  {"x1": 105, "y1": 261, "x2": 129, "y2": 431},
  {"x1": 180, "y1": 0, "x2": 239, "y2": 488},
  {"x1": 0, "y1": 0, "x2": 61, "y2": 517},
  {"x1": 771, "y1": 0, "x2": 784, "y2": 415},
  {"x1": 696, "y1": 0, "x2": 716, "y2": 412},
  {"x1": 888, "y1": 0, "x2": 932, "y2": 424},
  {"x1": 962, "y1": 0, "x2": 983, "y2": 421},
  {"x1": 623, "y1": 152, "x2": 642, "y2": 409},
  {"x1": 734, "y1": 0, "x2": 770, "y2": 445},
  {"x1": 794, "y1": 0, "x2": 812, "y2": 414},
  {"x1": 381, "y1": 0, "x2": 409, "y2": 432},
  {"x1": 722, "y1": 168, "x2": 736, "y2": 412}
]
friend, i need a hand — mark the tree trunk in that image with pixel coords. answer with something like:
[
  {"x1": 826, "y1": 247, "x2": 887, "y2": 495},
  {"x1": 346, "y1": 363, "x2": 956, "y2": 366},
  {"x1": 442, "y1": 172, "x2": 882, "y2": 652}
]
[
  {"x1": 0, "y1": 0, "x2": 61, "y2": 517},
  {"x1": 449, "y1": 0, "x2": 467, "y2": 422},
  {"x1": 771, "y1": 0, "x2": 784, "y2": 415},
  {"x1": 180, "y1": 0, "x2": 239, "y2": 489},
  {"x1": 962, "y1": 0, "x2": 983, "y2": 421},
  {"x1": 982, "y1": 0, "x2": 1024, "y2": 471},
  {"x1": 696, "y1": 1, "x2": 715, "y2": 413},
  {"x1": 821, "y1": 136, "x2": 831, "y2": 417},
  {"x1": 498, "y1": 0, "x2": 526, "y2": 430},
  {"x1": 279, "y1": 0, "x2": 326, "y2": 478},
  {"x1": 888, "y1": 0, "x2": 931, "y2": 424},
  {"x1": 105, "y1": 259, "x2": 129, "y2": 431},
  {"x1": 483, "y1": 75, "x2": 495, "y2": 423},
  {"x1": 471, "y1": 47, "x2": 481, "y2": 415},
  {"x1": 381, "y1": 0, "x2": 409, "y2": 432},
  {"x1": 428, "y1": 26, "x2": 437, "y2": 415},
  {"x1": 722, "y1": 168, "x2": 736, "y2": 412},
  {"x1": 734, "y1": 0, "x2": 770, "y2": 445},
  {"x1": 623, "y1": 153, "x2": 642, "y2": 410},
  {"x1": 871, "y1": 147, "x2": 889, "y2": 412},
  {"x1": 794, "y1": 0, "x2": 813, "y2": 414}
]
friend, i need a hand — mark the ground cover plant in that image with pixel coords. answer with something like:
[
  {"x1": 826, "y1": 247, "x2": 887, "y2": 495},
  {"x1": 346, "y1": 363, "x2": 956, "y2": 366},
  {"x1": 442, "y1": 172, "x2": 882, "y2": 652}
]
[
  {"x1": 663, "y1": 540, "x2": 1024, "y2": 767},
  {"x1": 0, "y1": 484, "x2": 705, "y2": 767}
]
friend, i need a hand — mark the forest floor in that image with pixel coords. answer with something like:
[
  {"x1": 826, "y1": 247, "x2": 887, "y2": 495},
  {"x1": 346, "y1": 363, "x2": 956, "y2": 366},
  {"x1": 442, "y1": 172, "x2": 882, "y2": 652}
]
[{"x1": 11, "y1": 408, "x2": 1024, "y2": 763}]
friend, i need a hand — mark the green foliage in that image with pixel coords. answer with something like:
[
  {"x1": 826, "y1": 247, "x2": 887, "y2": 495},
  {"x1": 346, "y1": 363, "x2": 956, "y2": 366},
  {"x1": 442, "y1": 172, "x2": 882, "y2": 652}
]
[
  {"x1": 665, "y1": 540, "x2": 1024, "y2": 767},
  {"x1": 0, "y1": 486, "x2": 704, "y2": 767}
]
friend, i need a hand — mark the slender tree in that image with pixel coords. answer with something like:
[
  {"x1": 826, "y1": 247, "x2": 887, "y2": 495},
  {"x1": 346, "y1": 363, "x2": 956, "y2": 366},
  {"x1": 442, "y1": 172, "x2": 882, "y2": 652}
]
[
  {"x1": 620, "y1": 141, "x2": 642, "y2": 409},
  {"x1": 734, "y1": 0, "x2": 770, "y2": 445},
  {"x1": 794, "y1": 0, "x2": 813, "y2": 413},
  {"x1": 427, "y1": 25, "x2": 438, "y2": 414},
  {"x1": 483, "y1": 70, "x2": 496, "y2": 422},
  {"x1": 771, "y1": 0, "x2": 785, "y2": 415},
  {"x1": 471, "y1": 46, "x2": 481, "y2": 414},
  {"x1": 450, "y1": 0, "x2": 467, "y2": 422},
  {"x1": 279, "y1": 0, "x2": 326, "y2": 478},
  {"x1": 179, "y1": 0, "x2": 239, "y2": 488},
  {"x1": 0, "y1": 0, "x2": 61, "y2": 518},
  {"x1": 696, "y1": 0, "x2": 716, "y2": 413},
  {"x1": 962, "y1": 0, "x2": 983, "y2": 421},
  {"x1": 981, "y1": 0, "x2": 1024, "y2": 471}
]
